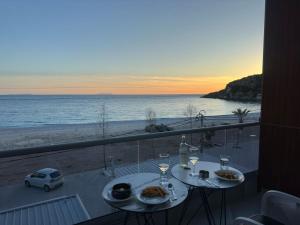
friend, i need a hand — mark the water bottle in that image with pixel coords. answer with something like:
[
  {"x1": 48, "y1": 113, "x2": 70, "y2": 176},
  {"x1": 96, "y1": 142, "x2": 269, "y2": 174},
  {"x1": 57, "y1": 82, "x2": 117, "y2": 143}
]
[{"x1": 179, "y1": 135, "x2": 189, "y2": 167}]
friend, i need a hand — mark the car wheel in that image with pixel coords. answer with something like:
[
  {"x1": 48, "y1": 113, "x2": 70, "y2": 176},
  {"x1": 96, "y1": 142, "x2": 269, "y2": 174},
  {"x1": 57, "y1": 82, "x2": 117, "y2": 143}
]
[
  {"x1": 43, "y1": 185, "x2": 50, "y2": 192},
  {"x1": 25, "y1": 181, "x2": 31, "y2": 187}
]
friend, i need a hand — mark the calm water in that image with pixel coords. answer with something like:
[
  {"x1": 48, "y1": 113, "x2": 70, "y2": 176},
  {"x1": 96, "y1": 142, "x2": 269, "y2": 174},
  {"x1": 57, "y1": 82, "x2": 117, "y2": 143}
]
[{"x1": 0, "y1": 95, "x2": 260, "y2": 128}]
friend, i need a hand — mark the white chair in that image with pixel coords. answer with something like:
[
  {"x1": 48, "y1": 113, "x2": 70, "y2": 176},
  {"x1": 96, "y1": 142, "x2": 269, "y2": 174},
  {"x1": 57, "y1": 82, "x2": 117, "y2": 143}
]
[{"x1": 233, "y1": 190, "x2": 300, "y2": 225}]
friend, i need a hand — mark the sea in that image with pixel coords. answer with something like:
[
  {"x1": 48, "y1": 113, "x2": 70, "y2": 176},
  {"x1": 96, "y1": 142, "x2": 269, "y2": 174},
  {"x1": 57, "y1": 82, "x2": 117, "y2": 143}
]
[{"x1": 0, "y1": 95, "x2": 261, "y2": 128}]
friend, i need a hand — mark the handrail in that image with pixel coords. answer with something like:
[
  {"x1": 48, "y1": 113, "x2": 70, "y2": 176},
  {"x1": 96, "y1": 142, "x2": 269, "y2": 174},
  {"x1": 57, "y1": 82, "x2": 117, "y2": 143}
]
[{"x1": 0, "y1": 122, "x2": 259, "y2": 158}]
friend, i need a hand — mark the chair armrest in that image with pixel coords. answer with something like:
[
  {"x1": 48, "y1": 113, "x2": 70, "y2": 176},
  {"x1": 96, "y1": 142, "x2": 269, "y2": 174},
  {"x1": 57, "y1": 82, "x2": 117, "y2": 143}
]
[
  {"x1": 261, "y1": 190, "x2": 300, "y2": 225},
  {"x1": 233, "y1": 217, "x2": 264, "y2": 225}
]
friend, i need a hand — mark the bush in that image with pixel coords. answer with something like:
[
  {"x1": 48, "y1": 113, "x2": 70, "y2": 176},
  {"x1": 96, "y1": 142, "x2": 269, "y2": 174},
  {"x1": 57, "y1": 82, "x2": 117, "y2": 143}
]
[{"x1": 145, "y1": 124, "x2": 173, "y2": 133}]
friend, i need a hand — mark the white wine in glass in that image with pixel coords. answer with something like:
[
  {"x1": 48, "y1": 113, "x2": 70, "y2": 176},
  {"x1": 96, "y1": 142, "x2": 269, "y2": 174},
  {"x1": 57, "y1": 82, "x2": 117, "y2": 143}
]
[
  {"x1": 189, "y1": 156, "x2": 199, "y2": 176},
  {"x1": 159, "y1": 153, "x2": 170, "y2": 185},
  {"x1": 159, "y1": 163, "x2": 169, "y2": 173}
]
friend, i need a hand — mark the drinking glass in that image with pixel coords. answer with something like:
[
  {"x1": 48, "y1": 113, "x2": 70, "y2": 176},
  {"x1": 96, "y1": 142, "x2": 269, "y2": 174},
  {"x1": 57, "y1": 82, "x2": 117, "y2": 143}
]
[
  {"x1": 189, "y1": 146, "x2": 199, "y2": 176},
  {"x1": 220, "y1": 155, "x2": 230, "y2": 170},
  {"x1": 159, "y1": 153, "x2": 170, "y2": 185}
]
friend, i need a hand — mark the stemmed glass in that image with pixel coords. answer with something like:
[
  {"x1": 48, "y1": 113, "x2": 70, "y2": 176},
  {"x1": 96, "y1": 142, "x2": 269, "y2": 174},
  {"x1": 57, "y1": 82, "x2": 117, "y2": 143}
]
[
  {"x1": 159, "y1": 153, "x2": 170, "y2": 186},
  {"x1": 189, "y1": 146, "x2": 200, "y2": 176}
]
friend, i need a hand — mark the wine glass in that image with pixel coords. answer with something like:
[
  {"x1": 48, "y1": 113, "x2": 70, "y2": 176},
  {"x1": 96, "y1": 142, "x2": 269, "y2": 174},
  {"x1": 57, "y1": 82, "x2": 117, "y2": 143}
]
[
  {"x1": 159, "y1": 153, "x2": 170, "y2": 185},
  {"x1": 189, "y1": 146, "x2": 199, "y2": 176},
  {"x1": 220, "y1": 155, "x2": 230, "y2": 170}
]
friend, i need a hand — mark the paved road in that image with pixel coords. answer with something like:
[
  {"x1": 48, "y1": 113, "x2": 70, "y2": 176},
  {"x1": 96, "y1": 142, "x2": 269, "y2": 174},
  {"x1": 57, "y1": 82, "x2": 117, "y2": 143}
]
[{"x1": 0, "y1": 169, "x2": 114, "y2": 218}]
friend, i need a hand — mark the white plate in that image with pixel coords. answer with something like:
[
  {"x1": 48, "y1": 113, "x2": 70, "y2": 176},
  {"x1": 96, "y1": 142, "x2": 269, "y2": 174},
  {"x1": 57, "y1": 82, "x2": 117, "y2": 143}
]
[
  {"x1": 136, "y1": 190, "x2": 170, "y2": 205},
  {"x1": 104, "y1": 189, "x2": 133, "y2": 203},
  {"x1": 214, "y1": 169, "x2": 243, "y2": 182}
]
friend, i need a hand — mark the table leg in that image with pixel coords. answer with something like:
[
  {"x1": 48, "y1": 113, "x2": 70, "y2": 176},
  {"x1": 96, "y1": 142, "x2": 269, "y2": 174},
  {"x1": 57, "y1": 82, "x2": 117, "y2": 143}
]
[
  {"x1": 219, "y1": 190, "x2": 227, "y2": 225},
  {"x1": 165, "y1": 209, "x2": 169, "y2": 225},
  {"x1": 143, "y1": 214, "x2": 150, "y2": 225},
  {"x1": 186, "y1": 189, "x2": 214, "y2": 225},
  {"x1": 224, "y1": 191, "x2": 227, "y2": 225},
  {"x1": 150, "y1": 213, "x2": 155, "y2": 225},
  {"x1": 178, "y1": 187, "x2": 194, "y2": 225},
  {"x1": 135, "y1": 213, "x2": 141, "y2": 225},
  {"x1": 124, "y1": 212, "x2": 129, "y2": 225},
  {"x1": 200, "y1": 189, "x2": 216, "y2": 225}
]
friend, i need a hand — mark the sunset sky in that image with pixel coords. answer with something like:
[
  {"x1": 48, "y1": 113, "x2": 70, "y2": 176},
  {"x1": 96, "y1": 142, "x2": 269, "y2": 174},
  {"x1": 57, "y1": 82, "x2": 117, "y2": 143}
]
[{"x1": 0, "y1": 0, "x2": 265, "y2": 95}]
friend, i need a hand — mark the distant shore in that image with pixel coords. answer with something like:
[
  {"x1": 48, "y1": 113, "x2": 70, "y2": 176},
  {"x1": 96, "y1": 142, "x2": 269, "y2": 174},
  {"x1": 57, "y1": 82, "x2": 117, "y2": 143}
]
[{"x1": 0, "y1": 113, "x2": 260, "y2": 151}]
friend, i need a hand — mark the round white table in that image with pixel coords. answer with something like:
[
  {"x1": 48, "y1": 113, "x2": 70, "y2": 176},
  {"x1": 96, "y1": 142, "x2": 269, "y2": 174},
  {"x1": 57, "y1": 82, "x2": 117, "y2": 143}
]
[
  {"x1": 171, "y1": 162, "x2": 245, "y2": 225},
  {"x1": 102, "y1": 172, "x2": 188, "y2": 225}
]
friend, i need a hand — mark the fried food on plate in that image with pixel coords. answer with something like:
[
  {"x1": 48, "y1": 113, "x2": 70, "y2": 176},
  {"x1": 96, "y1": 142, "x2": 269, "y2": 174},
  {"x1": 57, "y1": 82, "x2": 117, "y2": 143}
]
[{"x1": 141, "y1": 186, "x2": 168, "y2": 198}]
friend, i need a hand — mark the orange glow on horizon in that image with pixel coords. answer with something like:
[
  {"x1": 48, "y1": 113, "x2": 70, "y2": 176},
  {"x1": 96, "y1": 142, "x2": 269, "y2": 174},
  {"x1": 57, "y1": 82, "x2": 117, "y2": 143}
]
[{"x1": 0, "y1": 73, "x2": 261, "y2": 95}]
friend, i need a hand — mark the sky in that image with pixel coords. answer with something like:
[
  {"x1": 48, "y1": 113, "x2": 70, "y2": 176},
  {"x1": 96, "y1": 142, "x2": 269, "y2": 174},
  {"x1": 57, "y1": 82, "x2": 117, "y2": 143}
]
[{"x1": 0, "y1": 0, "x2": 265, "y2": 95}]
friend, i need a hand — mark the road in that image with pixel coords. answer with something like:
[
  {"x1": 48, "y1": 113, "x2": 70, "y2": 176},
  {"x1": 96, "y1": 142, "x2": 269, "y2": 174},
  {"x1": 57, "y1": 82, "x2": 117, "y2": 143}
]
[{"x1": 0, "y1": 169, "x2": 115, "y2": 218}]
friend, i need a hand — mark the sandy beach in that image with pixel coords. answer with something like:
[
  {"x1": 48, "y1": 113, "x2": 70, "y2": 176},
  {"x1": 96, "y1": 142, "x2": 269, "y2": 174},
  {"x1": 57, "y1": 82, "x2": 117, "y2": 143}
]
[{"x1": 0, "y1": 113, "x2": 260, "y2": 151}]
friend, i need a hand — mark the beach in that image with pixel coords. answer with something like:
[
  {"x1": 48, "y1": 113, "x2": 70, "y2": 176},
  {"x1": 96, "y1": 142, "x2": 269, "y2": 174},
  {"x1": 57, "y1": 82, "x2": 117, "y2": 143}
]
[{"x1": 0, "y1": 113, "x2": 260, "y2": 151}]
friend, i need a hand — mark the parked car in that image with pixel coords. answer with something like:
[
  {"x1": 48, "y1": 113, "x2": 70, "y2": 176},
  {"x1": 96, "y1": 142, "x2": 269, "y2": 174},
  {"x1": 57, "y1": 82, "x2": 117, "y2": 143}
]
[{"x1": 24, "y1": 168, "x2": 64, "y2": 192}]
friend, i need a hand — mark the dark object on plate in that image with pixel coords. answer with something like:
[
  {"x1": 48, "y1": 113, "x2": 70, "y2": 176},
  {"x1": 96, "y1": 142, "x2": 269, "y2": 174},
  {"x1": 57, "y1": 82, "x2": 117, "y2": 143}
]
[
  {"x1": 199, "y1": 170, "x2": 209, "y2": 179},
  {"x1": 112, "y1": 183, "x2": 132, "y2": 200},
  {"x1": 183, "y1": 166, "x2": 191, "y2": 170}
]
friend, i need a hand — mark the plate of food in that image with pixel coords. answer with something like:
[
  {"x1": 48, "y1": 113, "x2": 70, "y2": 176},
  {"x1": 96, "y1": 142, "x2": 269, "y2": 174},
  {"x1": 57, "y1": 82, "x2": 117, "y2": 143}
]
[
  {"x1": 136, "y1": 186, "x2": 170, "y2": 205},
  {"x1": 214, "y1": 169, "x2": 243, "y2": 182}
]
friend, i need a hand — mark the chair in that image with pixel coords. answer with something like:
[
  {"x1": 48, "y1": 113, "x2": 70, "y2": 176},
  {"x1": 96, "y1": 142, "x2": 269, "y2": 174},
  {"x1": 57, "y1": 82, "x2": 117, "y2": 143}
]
[{"x1": 233, "y1": 190, "x2": 300, "y2": 225}]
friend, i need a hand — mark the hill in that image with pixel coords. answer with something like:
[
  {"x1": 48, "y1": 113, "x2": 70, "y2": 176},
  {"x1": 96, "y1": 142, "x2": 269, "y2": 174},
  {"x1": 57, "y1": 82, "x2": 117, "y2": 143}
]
[{"x1": 202, "y1": 74, "x2": 262, "y2": 101}]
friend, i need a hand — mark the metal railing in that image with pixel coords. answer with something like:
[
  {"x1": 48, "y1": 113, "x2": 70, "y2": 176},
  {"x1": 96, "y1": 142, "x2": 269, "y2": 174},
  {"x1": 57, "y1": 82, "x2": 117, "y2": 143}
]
[{"x1": 0, "y1": 122, "x2": 259, "y2": 158}]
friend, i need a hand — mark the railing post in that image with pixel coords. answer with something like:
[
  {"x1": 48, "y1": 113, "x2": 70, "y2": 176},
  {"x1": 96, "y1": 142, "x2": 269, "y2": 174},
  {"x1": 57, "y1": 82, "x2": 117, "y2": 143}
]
[
  {"x1": 224, "y1": 129, "x2": 227, "y2": 151},
  {"x1": 137, "y1": 140, "x2": 140, "y2": 173}
]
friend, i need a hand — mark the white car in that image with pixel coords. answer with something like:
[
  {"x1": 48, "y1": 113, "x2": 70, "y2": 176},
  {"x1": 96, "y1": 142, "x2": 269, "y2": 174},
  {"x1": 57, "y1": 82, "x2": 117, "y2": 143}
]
[{"x1": 25, "y1": 168, "x2": 64, "y2": 192}]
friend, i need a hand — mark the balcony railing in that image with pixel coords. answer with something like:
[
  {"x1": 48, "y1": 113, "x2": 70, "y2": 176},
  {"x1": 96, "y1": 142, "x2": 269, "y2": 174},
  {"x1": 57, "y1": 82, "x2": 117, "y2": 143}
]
[
  {"x1": 0, "y1": 122, "x2": 259, "y2": 158},
  {"x1": 0, "y1": 122, "x2": 260, "y2": 221}
]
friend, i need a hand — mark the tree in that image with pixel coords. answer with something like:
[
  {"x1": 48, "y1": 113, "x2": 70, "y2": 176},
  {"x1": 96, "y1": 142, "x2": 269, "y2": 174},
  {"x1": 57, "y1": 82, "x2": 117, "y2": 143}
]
[
  {"x1": 232, "y1": 108, "x2": 250, "y2": 123},
  {"x1": 183, "y1": 104, "x2": 197, "y2": 129},
  {"x1": 183, "y1": 104, "x2": 197, "y2": 144},
  {"x1": 145, "y1": 108, "x2": 157, "y2": 125},
  {"x1": 232, "y1": 108, "x2": 250, "y2": 148},
  {"x1": 145, "y1": 107, "x2": 157, "y2": 158}
]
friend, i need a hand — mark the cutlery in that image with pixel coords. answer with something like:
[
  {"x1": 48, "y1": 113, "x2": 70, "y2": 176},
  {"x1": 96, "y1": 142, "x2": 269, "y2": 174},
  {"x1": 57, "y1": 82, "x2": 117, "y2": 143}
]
[
  {"x1": 201, "y1": 178, "x2": 220, "y2": 188},
  {"x1": 168, "y1": 183, "x2": 178, "y2": 201}
]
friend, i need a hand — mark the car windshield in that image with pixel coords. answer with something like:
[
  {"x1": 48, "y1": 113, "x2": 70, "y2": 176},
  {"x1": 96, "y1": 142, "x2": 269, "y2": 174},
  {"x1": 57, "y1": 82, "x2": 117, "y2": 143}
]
[{"x1": 50, "y1": 171, "x2": 61, "y2": 178}]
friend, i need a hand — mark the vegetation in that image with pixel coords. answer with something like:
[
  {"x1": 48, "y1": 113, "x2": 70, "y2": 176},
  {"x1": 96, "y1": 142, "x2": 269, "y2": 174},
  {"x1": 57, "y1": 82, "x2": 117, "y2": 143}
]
[
  {"x1": 145, "y1": 108, "x2": 157, "y2": 125},
  {"x1": 202, "y1": 74, "x2": 262, "y2": 102},
  {"x1": 183, "y1": 104, "x2": 197, "y2": 129},
  {"x1": 232, "y1": 108, "x2": 250, "y2": 123},
  {"x1": 144, "y1": 108, "x2": 172, "y2": 133},
  {"x1": 232, "y1": 108, "x2": 250, "y2": 148},
  {"x1": 145, "y1": 124, "x2": 173, "y2": 133}
]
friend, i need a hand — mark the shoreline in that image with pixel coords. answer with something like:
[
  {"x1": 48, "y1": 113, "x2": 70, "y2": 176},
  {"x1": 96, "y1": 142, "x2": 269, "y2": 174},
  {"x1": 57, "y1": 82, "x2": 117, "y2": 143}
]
[
  {"x1": 0, "y1": 113, "x2": 260, "y2": 151},
  {"x1": 0, "y1": 112, "x2": 260, "y2": 130}
]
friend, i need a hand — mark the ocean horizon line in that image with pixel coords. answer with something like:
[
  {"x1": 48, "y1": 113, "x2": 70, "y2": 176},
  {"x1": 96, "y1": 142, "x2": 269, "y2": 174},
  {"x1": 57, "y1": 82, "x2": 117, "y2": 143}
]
[{"x1": 0, "y1": 93, "x2": 205, "y2": 96}]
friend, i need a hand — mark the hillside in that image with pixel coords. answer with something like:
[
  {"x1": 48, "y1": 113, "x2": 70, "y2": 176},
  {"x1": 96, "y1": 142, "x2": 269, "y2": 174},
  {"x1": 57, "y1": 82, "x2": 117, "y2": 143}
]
[{"x1": 202, "y1": 74, "x2": 262, "y2": 101}]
